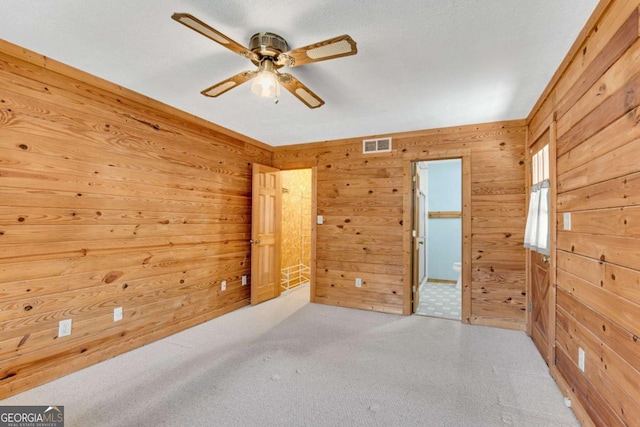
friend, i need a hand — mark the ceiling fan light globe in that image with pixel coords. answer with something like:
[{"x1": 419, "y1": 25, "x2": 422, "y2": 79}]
[{"x1": 251, "y1": 71, "x2": 280, "y2": 98}]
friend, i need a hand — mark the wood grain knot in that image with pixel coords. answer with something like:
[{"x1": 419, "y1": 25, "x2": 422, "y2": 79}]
[
  {"x1": 103, "y1": 271, "x2": 124, "y2": 284},
  {"x1": 18, "y1": 334, "x2": 30, "y2": 348},
  {"x1": 1, "y1": 373, "x2": 17, "y2": 381},
  {"x1": 18, "y1": 144, "x2": 28, "y2": 150}
]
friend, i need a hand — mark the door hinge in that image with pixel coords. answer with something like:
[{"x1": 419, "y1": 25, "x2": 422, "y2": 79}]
[
  {"x1": 412, "y1": 285, "x2": 416, "y2": 293},
  {"x1": 528, "y1": 301, "x2": 533, "y2": 312},
  {"x1": 412, "y1": 175, "x2": 417, "y2": 182}
]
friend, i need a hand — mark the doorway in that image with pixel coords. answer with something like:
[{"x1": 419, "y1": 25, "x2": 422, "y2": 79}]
[
  {"x1": 412, "y1": 159, "x2": 462, "y2": 320},
  {"x1": 279, "y1": 169, "x2": 313, "y2": 299},
  {"x1": 526, "y1": 122, "x2": 555, "y2": 366}
]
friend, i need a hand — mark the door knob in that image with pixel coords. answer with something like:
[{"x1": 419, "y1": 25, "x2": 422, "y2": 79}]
[
  {"x1": 250, "y1": 239, "x2": 260, "y2": 244},
  {"x1": 542, "y1": 255, "x2": 550, "y2": 264}
]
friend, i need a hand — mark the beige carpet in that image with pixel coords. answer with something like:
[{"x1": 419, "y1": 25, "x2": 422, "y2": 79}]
[{"x1": 1, "y1": 284, "x2": 578, "y2": 426}]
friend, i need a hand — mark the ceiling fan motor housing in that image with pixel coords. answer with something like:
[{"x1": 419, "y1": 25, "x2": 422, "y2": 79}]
[{"x1": 250, "y1": 32, "x2": 289, "y2": 58}]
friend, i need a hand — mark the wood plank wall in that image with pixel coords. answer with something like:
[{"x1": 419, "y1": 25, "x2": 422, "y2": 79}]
[
  {"x1": 527, "y1": 1, "x2": 640, "y2": 424},
  {"x1": 273, "y1": 120, "x2": 527, "y2": 328},
  {"x1": 0, "y1": 39, "x2": 272, "y2": 398}
]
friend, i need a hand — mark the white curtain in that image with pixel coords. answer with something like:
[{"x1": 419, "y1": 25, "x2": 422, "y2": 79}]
[{"x1": 524, "y1": 179, "x2": 550, "y2": 255}]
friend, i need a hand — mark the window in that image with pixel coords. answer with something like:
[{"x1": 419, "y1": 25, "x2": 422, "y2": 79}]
[{"x1": 524, "y1": 144, "x2": 550, "y2": 255}]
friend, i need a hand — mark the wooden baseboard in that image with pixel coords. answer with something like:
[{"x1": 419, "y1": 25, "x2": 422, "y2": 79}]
[
  {"x1": 550, "y1": 365, "x2": 595, "y2": 427},
  {"x1": 469, "y1": 316, "x2": 526, "y2": 331}
]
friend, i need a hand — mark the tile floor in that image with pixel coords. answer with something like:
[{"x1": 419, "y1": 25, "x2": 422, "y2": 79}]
[{"x1": 415, "y1": 281, "x2": 461, "y2": 320}]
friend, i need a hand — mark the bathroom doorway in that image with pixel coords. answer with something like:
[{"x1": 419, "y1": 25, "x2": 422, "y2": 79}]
[
  {"x1": 279, "y1": 169, "x2": 313, "y2": 300},
  {"x1": 412, "y1": 159, "x2": 462, "y2": 320}
]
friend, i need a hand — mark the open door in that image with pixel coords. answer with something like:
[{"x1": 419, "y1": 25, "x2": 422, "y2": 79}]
[
  {"x1": 412, "y1": 165, "x2": 421, "y2": 312},
  {"x1": 251, "y1": 163, "x2": 282, "y2": 305}
]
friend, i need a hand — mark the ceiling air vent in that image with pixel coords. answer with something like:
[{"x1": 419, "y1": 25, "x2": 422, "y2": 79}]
[{"x1": 363, "y1": 137, "x2": 392, "y2": 154}]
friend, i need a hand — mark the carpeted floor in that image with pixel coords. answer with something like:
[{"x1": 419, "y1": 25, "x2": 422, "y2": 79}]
[{"x1": 1, "y1": 284, "x2": 579, "y2": 426}]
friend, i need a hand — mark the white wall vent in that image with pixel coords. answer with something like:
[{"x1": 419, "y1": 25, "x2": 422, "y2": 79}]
[{"x1": 363, "y1": 137, "x2": 392, "y2": 154}]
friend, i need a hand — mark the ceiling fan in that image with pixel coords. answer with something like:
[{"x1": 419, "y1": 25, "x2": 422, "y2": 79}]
[{"x1": 172, "y1": 13, "x2": 358, "y2": 108}]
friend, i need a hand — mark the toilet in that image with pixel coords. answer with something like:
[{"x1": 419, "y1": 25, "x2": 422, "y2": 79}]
[{"x1": 453, "y1": 262, "x2": 462, "y2": 290}]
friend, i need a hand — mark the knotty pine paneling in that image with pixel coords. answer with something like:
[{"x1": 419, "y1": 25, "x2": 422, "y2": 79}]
[
  {"x1": 274, "y1": 120, "x2": 527, "y2": 327},
  {"x1": 0, "y1": 39, "x2": 271, "y2": 398},
  {"x1": 527, "y1": 1, "x2": 640, "y2": 424}
]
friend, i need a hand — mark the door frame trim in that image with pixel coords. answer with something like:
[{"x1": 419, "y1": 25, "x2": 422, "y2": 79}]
[
  {"x1": 525, "y1": 117, "x2": 557, "y2": 365},
  {"x1": 404, "y1": 155, "x2": 471, "y2": 322},
  {"x1": 272, "y1": 166, "x2": 317, "y2": 303}
]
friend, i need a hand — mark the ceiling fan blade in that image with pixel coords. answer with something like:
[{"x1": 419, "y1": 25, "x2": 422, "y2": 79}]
[
  {"x1": 172, "y1": 13, "x2": 259, "y2": 62},
  {"x1": 278, "y1": 73, "x2": 325, "y2": 108},
  {"x1": 201, "y1": 71, "x2": 257, "y2": 97},
  {"x1": 276, "y1": 35, "x2": 357, "y2": 67}
]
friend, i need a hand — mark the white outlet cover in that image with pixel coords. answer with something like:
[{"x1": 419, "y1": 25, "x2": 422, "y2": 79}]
[
  {"x1": 563, "y1": 212, "x2": 572, "y2": 230},
  {"x1": 221, "y1": 280, "x2": 227, "y2": 291},
  {"x1": 114, "y1": 307, "x2": 123, "y2": 322},
  {"x1": 317, "y1": 215, "x2": 324, "y2": 225},
  {"x1": 242, "y1": 275, "x2": 247, "y2": 286},
  {"x1": 355, "y1": 278, "x2": 362, "y2": 288},
  {"x1": 58, "y1": 319, "x2": 72, "y2": 337},
  {"x1": 578, "y1": 347, "x2": 585, "y2": 372}
]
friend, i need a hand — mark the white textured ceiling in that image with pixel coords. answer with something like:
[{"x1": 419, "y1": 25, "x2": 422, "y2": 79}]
[{"x1": 1, "y1": 1, "x2": 598, "y2": 146}]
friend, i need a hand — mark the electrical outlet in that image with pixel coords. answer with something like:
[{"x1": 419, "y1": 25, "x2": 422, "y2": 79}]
[
  {"x1": 114, "y1": 307, "x2": 123, "y2": 322},
  {"x1": 58, "y1": 319, "x2": 72, "y2": 337},
  {"x1": 221, "y1": 280, "x2": 227, "y2": 291},
  {"x1": 578, "y1": 347, "x2": 585, "y2": 372},
  {"x1": 242, "y1": 275, "x2": 247, "y2": 286},
  {"x1": 355, "y1": 278, "x2": 362, "y2": 288}
]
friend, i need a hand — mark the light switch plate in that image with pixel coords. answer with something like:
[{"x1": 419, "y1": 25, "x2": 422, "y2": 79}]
[
  {"x1": 563, "y1": 212, "x2": 572, "y2": 231},
  {"x1": 355, "y1": 278, "x2": 362, "y2": 288},
  {"x1": 221, "y1": 280, "x2": 227, "y2": 291},
  {"x1": 242, "y1": 275, "x2": 247, "y2": 286},
  {"x1": 317, "y1": 215, "x2": 324, "y2": 225},
  {"x1": 578, "y1": 347, "x2": 585, "y2": 372},
  {"x1": 114, "y1": 307, "x2": 123, "y2": 322}
]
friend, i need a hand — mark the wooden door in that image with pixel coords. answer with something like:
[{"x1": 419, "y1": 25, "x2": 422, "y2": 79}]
[
  {"x1": 528, "y1": 127, "x2": 553, "y2": 364},
  {"x1": 412, "y1": 165, "x2": 421, "y2": 312},
  {"x1": 531, "y1": 249, "x2": 550, "y2": 360},
  {"x1": 418, "y1": 192, "x2": 427, "y2": 284},
  {"x1": 251, "y1": 163, "x2": 282, "y2": 305}
]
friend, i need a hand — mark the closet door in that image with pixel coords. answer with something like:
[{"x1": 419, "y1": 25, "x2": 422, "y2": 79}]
[{"x1": 251, "y1": 163, "x2": 282, "y2": 305}]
